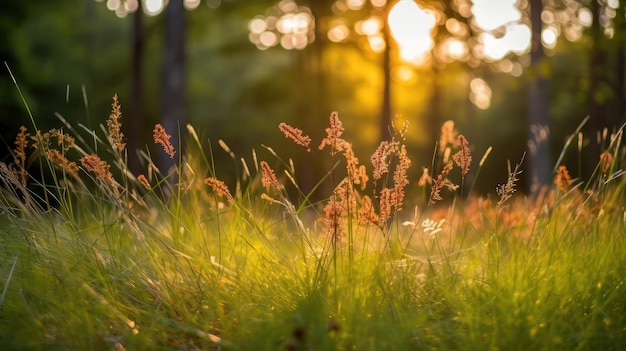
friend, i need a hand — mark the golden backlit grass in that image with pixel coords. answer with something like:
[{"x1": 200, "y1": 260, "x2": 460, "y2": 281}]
[{"x1": 0, "y1": 95, "x2": 625, "y2": 350}]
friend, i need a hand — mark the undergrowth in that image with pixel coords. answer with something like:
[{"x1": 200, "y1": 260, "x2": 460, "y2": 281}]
[{"x1": 0, "y1": 93, "x2": 625, "y2": 351}]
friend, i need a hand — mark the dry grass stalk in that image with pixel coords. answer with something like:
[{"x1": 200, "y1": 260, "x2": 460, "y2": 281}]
[
  {"x1": 378, "y1": 188, "x2": 393, "y2": 225},
  {"x1": 391, "y1": 144, "x2": 411, "y2": 209},
  {"x1": 323, "y1": 180, "x2": 355, "y2": 241},
  {"x1": 261, "y1": 193, "x2": 279, "y2": 204},
  {"x1": 13, "y1": 126, "x2": 29, "y2": 186},
  {"x1": 0, "y1": 162, "x2": 31, "y2": 205},
  {"x1": 554, "y1": 165, "x2": 572, "y2": 193},
  {"x1": 496, "y1": 156, "x2": 524, "y2": 211},
  {"x1": 80, "y1": 154, "x2": 119, "y2": 197},
  {"x1": 279, "y1": 122, "x2": 311, "y2": 152},
  {"x1": 137, "y1": 174, "x2": 151, "y2": 190},
  {"x1": 370, "y1": 140, "x2": 398, "y2": 181},
  {"x1": 153, "y1": 124, "x2": 175, "y2": 159},
  {"x1": 32, "y1": 128, "x2": 75, "y2": 152},
  {"x1": 453, "y1": 135, "x2": 472, "y2": 177},
  {"x1": 357, "y1": 195, "x2": 380, "y2": 225},
  {"x1": 46, "y1": 149, "x2": 79, "y2": 176},
  {"x1": 429, "y1": 161, "x2": 454, "y2": 205},
  {"x1": 204, "y1": 177, "x2": 232, "y2": 201},
  {"x1": 318, "y1": 111, "x2": 349, "y2": 156},
  {"x1": 599, "y1": 151, "x2": 613, "y2": 174},
  {"x1": 356, "y1": 165, "x2": 368, "y2": 191},
  {"x1": 107, "y1": 94, "x2": 125, "y2": 152},
  {"x1": 344, "y1": 144, "x2": 366, "y2": 190},
  {"x1": 438, "y1": 120, "x2": 457, "y2": 156},
  {"x1": 418, "y1": 168, "x2": 432, "y2": 187}
]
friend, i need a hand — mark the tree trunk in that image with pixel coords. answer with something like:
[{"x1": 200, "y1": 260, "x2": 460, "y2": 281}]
[
  {"x1": 160, "y1": 0, "x2": 186, "y2": 176},
  {"x1": 380, "y1": 21, "x2": 392, "y2": 141},
  {"x1": 526, "y1": 0, "x2": 552, "y2": 195},
  {"x1": 583, "y1": 0, "x2": 606, "y2": 179},
  {"x1": 615, "y1": 4, "x2": 626, "y2": 126},
  {"x1": 129, "y1": 2, "x2": 144, "y2": 174}
]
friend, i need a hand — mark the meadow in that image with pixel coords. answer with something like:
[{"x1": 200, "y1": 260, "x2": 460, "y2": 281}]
[{"x1": 1, "y1": 93, "x2": 625, "y2": 351}]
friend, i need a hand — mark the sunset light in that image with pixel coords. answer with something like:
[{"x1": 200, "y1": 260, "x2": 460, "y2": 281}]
[{"x1": 388, "y1": 0, "x2": 436, "y2": 65}]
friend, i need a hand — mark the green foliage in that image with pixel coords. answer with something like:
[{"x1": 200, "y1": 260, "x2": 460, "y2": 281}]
[{"x1": 1, "y1": 95, "x2": 626, "y2": 350}]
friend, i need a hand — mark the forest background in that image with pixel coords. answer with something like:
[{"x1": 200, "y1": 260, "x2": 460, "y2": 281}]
[{"x1": 1, "y1": 0, "x2": 625, "y2": 197}]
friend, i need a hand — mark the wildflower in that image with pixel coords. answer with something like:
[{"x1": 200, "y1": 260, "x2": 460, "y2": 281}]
[
  {"x1": 453, "y1": 135, "x2": 472, "y2": 177},
  {"x1": 260, "y1": 161, "x2": 280, "y2": 190},
  {"x1": 279, "y1": 122, "x2": 311, "y2": 152},
  {"x1": 137, "y1": 174, "x2": 151, "y2": 190},
  {"x1": 153, "y1": 124, "x2": 175, "y2": 158},
  {"x1": 107, "y1": 94, "x2": 125, "y2": 152},
  {"x1": 599, "y1": 151, "x2": 613, "y2": 174},
  {"x1": 429, "y1": 161, "x2": 453, "y2": 205},
  {"x1": 46, "y1": 149, "x2": 79, "y2": 175},
  {"x1": 205, "y1": 177, "x2": 232, "y2": 201},
  {"x1": 554, "y1": 165, "x2": 572, "y2": 193},
  {"x1": 319, "y1": 111, "x2": 349, "y2": 156}
]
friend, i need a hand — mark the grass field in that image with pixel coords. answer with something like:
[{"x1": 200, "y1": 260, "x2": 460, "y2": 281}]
[{"x1": 1, "y1": 95, "x2": 625, "y2": 350}]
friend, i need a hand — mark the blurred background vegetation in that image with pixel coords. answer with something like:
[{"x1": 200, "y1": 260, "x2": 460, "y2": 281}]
[{"x1": 1, "y1": 0, "x2": 625, "y2": 196}]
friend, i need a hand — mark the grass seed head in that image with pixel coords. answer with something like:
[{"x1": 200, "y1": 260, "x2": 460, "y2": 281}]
[
  {"x1": 554, "y1": 165, "x2": 572, "y2": 193},
  {"x1": 279, "y1": 122, "x2": 311, "y2": 152},
  {"x1": 319, "y1": 111, "x2": 349, "y2": 156},
  {"x1": 107, "y1": 94, "x2": 126, "y2": 152},
  {"x1": 453, "y1": 135, "x2": 472, "y2": 177},
  {"x1": 260, "y1": 161, "x2": 280, "y2": 191},
  {"x1": 153, "y1": 124, "x2": 175, "y2": 158},
  {"x1": 205, "y1": 177, "x2": 232, "y2": 201}
]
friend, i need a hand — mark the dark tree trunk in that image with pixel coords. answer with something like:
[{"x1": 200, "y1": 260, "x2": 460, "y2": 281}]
[
  {"x1": 429, "y1": 68, "x2": 441, "y2": 154},
  {"x1": 160, "y1": 0, "x2": 186, "y2": 175},
  {"x1": 526, "y1": 0, "x2": 552, "y2": 194},
  {"x1": 129, "y1": 2, "x2": 144, "y2": 174},
  {"x1": 616, "y1": 4, "x2": 626, "y2": 126},
  {"x1": 380, "y1": 22, "x2": 392, "y2": 141},
  {"x1": 585, "y1": 0, "x2": 605, "y2": 178}
]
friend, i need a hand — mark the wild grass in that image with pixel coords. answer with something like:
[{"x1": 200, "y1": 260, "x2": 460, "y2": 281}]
[{"x1": 0, "y1": 94, "x2": 625, "y2": 351}]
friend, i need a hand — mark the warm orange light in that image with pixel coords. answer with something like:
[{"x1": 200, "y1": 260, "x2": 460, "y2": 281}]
[{"x1": 388, "y1": 0, "x2": 436, "y2": 65}]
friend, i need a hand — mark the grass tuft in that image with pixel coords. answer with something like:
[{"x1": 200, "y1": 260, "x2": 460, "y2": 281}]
[{"x1": 0, "y1": 95, "x2": 625, "y2": 350}]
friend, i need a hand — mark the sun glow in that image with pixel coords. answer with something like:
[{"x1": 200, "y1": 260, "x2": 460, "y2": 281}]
[{"x1": 388, "y1": 0, "x2": 436, "y2": 65}]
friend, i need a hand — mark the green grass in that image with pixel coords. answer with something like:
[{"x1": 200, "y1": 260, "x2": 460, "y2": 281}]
[{"x1": 1, "y1": 98, "x2": 626, "y2": 350}]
